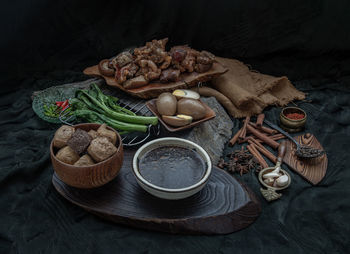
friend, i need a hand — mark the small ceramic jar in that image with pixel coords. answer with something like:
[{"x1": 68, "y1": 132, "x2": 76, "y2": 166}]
[{"x1": 279, "y1": 107, "x2": 307, "y2": 133}]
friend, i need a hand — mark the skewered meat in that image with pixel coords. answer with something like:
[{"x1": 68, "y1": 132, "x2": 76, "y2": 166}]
[
  {"x1": 181, "y1": 48, "x2": 199, "y2": 73},
  {"x1": 139, "y1": 59, "x2": 161, "y2": 81},
  {"x1": 103, "y1": 38, "x2": 217, "y2": 89},
  {"x1": 110, "y1": 51, "x2": 133, "y2": 68},
  {"x1": 160, "y1": 68, "x2": 180, "y2": 83},
  {"x1": 146, "y1": 38, "x2": 168, "y2": 50},
  {"x1": 170, "y1": 46, "x2": 199, "y2": 73},
  {"x1": 123, "y1": 75, "x2": 149, "y2": 89},
  {"x1": 170, "y1": 46, "x2": 187, "y2": 72},
  {"x1": 115, "y1": 62, "x2": 139, "y2": 83},
  {"x1": 195, "y1": 63, "x2": 212, "y2": 73},
  {"x1": 135, "y1": 38, "x2": 170, "y2": 66},
  {"x1": 170, "y1": 46, "x2": 187, "y2": 62},
  {"x1": 159, "y1": 54, "x2": 172, "y2": 69},
  {"x1": 98, "y1": 59, "x2": 115, "y2": 76},
  {"x1": 195, "y1": 51, "x2": 215, "y2": 73},
  {"x1": 196, "y1": 51, "x2": 215, "y2": 64}
]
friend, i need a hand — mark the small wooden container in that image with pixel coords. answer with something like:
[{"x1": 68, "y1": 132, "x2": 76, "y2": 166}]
[
  {"x1": 280, "y1": 107, "x2": 307, "y2": 133},
  {"x1": 50, "y1": 123, "x2": 124, "y2": 188}
]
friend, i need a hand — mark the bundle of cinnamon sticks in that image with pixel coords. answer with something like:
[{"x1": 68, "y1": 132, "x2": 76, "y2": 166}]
[{"x1": 229, "y1": 114, "x2": 285, "y2": 169}]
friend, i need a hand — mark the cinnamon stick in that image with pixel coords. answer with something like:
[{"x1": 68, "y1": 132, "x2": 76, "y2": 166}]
[
  {"x1": 248, "y1": 122, "x2": 278, "y2": 135},
  {"x1": 238, "y1": 116, "x2": 250, "y2": 140},
  {"x1": 250, "y1": 144, "x2": 269, "y2": 168},
  {"x1": 229, "y1": 128, "x2": 242, "y2": 146},
  {"x1": 247, "y1": 144, "x2": 268, "y2": 168},
  {"x1": 256, "y1": 114, "x2": 265, "y2": 127},
  {"x1": 248, "y1": 139, "x2": 277, "y2": 163},
  {"x1": 246, "y1": 124, "x2": 280, "y2": 149},
  {"x1": 238, "y1": 135, "x2": 263, "y2": 144},
  {"x1": 270, "y1": 134, "x2": 286, "y2": 141}
]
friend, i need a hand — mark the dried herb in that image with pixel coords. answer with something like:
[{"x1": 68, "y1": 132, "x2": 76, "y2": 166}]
[{"x1": 218, "y1": 146, "x2": 262, "y2": 176}]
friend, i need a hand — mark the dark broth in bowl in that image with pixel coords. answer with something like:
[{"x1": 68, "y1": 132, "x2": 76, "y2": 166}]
[{"x1": 138, "y1": 146, "x2": 207, "y2": 189}]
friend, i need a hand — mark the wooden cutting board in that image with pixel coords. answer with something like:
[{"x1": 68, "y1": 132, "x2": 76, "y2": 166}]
[
  {"x1": 283, "y1": 133, "x2": 328, "y2": 185},
  {"x1": 52, "y1": 150, "x2": 261, "y2": 235},
  {"x1": 83, "y1": 62, "x2": 228, "y2": 99}
]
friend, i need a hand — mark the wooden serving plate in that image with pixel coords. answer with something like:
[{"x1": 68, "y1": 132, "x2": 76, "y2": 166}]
[
  {"x1": 283, "y1": 133, "x2": 328, "y2": 185},
  {"x1": 52, "y1": 150, "x2": 261, "y2": 235},
  {"x1": 146, "y1": 99, "x2": 216, "y2": 132},
  {"x1": 83, "y1": 62, "x2": 228, "y2": 99}
]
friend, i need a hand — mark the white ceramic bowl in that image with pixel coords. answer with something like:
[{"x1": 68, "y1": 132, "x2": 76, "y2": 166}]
[{"x1": 132, "y1": 137, "x2": 212, "y2": 200}]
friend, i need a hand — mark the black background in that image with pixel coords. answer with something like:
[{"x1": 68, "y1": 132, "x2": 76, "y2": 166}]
[
  {"x1": 2, "y1": 0, "x2": 350, "y2": 88},
  {"x1": 1, "y1": 1, "x2": 350, "y2": 253}
]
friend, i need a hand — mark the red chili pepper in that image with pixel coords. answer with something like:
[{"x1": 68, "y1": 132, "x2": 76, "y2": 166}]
[
  {"x1": 56, "y1": 101, "x2": 64, "y2": 107},
  {"x1": 62, "y1": 105, "x2": 69, "y2": 111},
  {"x1": 61, "y1": 100, "x2": 68, "y2": 109}
]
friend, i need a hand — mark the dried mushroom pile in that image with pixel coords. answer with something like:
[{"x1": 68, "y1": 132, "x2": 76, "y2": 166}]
[
  {"x1": 98, "y1": 38, "x2": 216, "y2": 89},
  {"x1": 53, "y1": 124, "x2": 118, "y2": 166}
]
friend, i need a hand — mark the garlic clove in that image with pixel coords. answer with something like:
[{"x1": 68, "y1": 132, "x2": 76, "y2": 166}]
[
  {"x1": 271, "y1": 166, "x2": 281, "y2": 174},
  {"x1": 263, "y1": 172, "x2": 280, "y2": 179},
  {"x1": 273, "y1": 180, "x2": 278, "y2": 187},
  {"x1": 276, "y1": 175, "x2": 289, "y2": 187},
  {"x1": 264, "y1": 178, "x2": 274, "y2": 186}
]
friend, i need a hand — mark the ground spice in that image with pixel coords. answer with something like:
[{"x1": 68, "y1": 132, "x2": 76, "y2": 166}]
[{"x1": 285, "y1": 112, "x2": 304, "y2": 120}]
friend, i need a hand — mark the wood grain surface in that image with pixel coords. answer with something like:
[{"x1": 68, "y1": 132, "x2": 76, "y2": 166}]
[
  {"x1": 52, "y1": 149, "x2": 261, "y2": 235},
  {"x1": 283, "y1": 133, "x2": 327, "y2": 185},
  {"x1": 83, "y1": 62, "x2": 228, "y2": 99}
]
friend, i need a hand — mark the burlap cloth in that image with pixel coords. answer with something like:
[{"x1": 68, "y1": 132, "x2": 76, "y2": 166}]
[{"x1": 211, "y1": 57, "x2": 306, "y2": 118}]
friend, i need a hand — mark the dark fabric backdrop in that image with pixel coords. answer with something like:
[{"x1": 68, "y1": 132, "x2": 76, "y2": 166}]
[{"x1": 1, "y1": 1, "x2": 349, "y2": 253}]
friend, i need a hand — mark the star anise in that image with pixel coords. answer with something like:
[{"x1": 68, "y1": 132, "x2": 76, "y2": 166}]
[{"x1": 218, "y1": 146, "x2": 261, "y2": 176}]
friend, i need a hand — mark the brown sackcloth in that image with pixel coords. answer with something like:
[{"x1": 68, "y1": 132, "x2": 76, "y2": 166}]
[{"x1": 211, "y1": 57, "x2": 306, "y2": 118}]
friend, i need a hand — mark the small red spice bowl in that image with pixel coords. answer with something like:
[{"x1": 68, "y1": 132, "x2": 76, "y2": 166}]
[{"x1": 279, "y1": 107, "x2": 307, "y2": 132}]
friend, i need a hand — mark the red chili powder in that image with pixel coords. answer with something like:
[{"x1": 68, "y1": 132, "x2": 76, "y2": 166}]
[{"x1": 285, "y1": 112, "x2": 304, "y2": 120}]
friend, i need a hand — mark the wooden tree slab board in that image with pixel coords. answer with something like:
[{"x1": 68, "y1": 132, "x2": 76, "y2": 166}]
[
  {"x1": 283, "y1": 133, "x2": 328, "y2": 185},
  {"x1": 83, "y1": 62, "x2": 228, "y2": 99},
  {"x1": 52, "y1": 150, "x2": 261, "y2": 235}
]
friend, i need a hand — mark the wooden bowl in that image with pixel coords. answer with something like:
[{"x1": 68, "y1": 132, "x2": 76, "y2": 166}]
[
  {"x1": 280, "y1": 107, "x2": 307, "y2": 132},
  {"x1": 50, "y1": 123, "x2": 124, "y2": 189}
]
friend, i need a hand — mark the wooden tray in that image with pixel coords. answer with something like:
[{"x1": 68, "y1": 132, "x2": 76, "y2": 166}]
[
  {"x1": 83, "y1": 62, "x2": 228, "y2": 99},
  {"x1": 52, "y1": 150, "x2": 261, "y2": 235},
  {"x1": 146, "y1": 99, "x2": 216, "y2": 132},
  {"x1": 283, "y1": 133, "x2": 328, "y2": 185}
]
